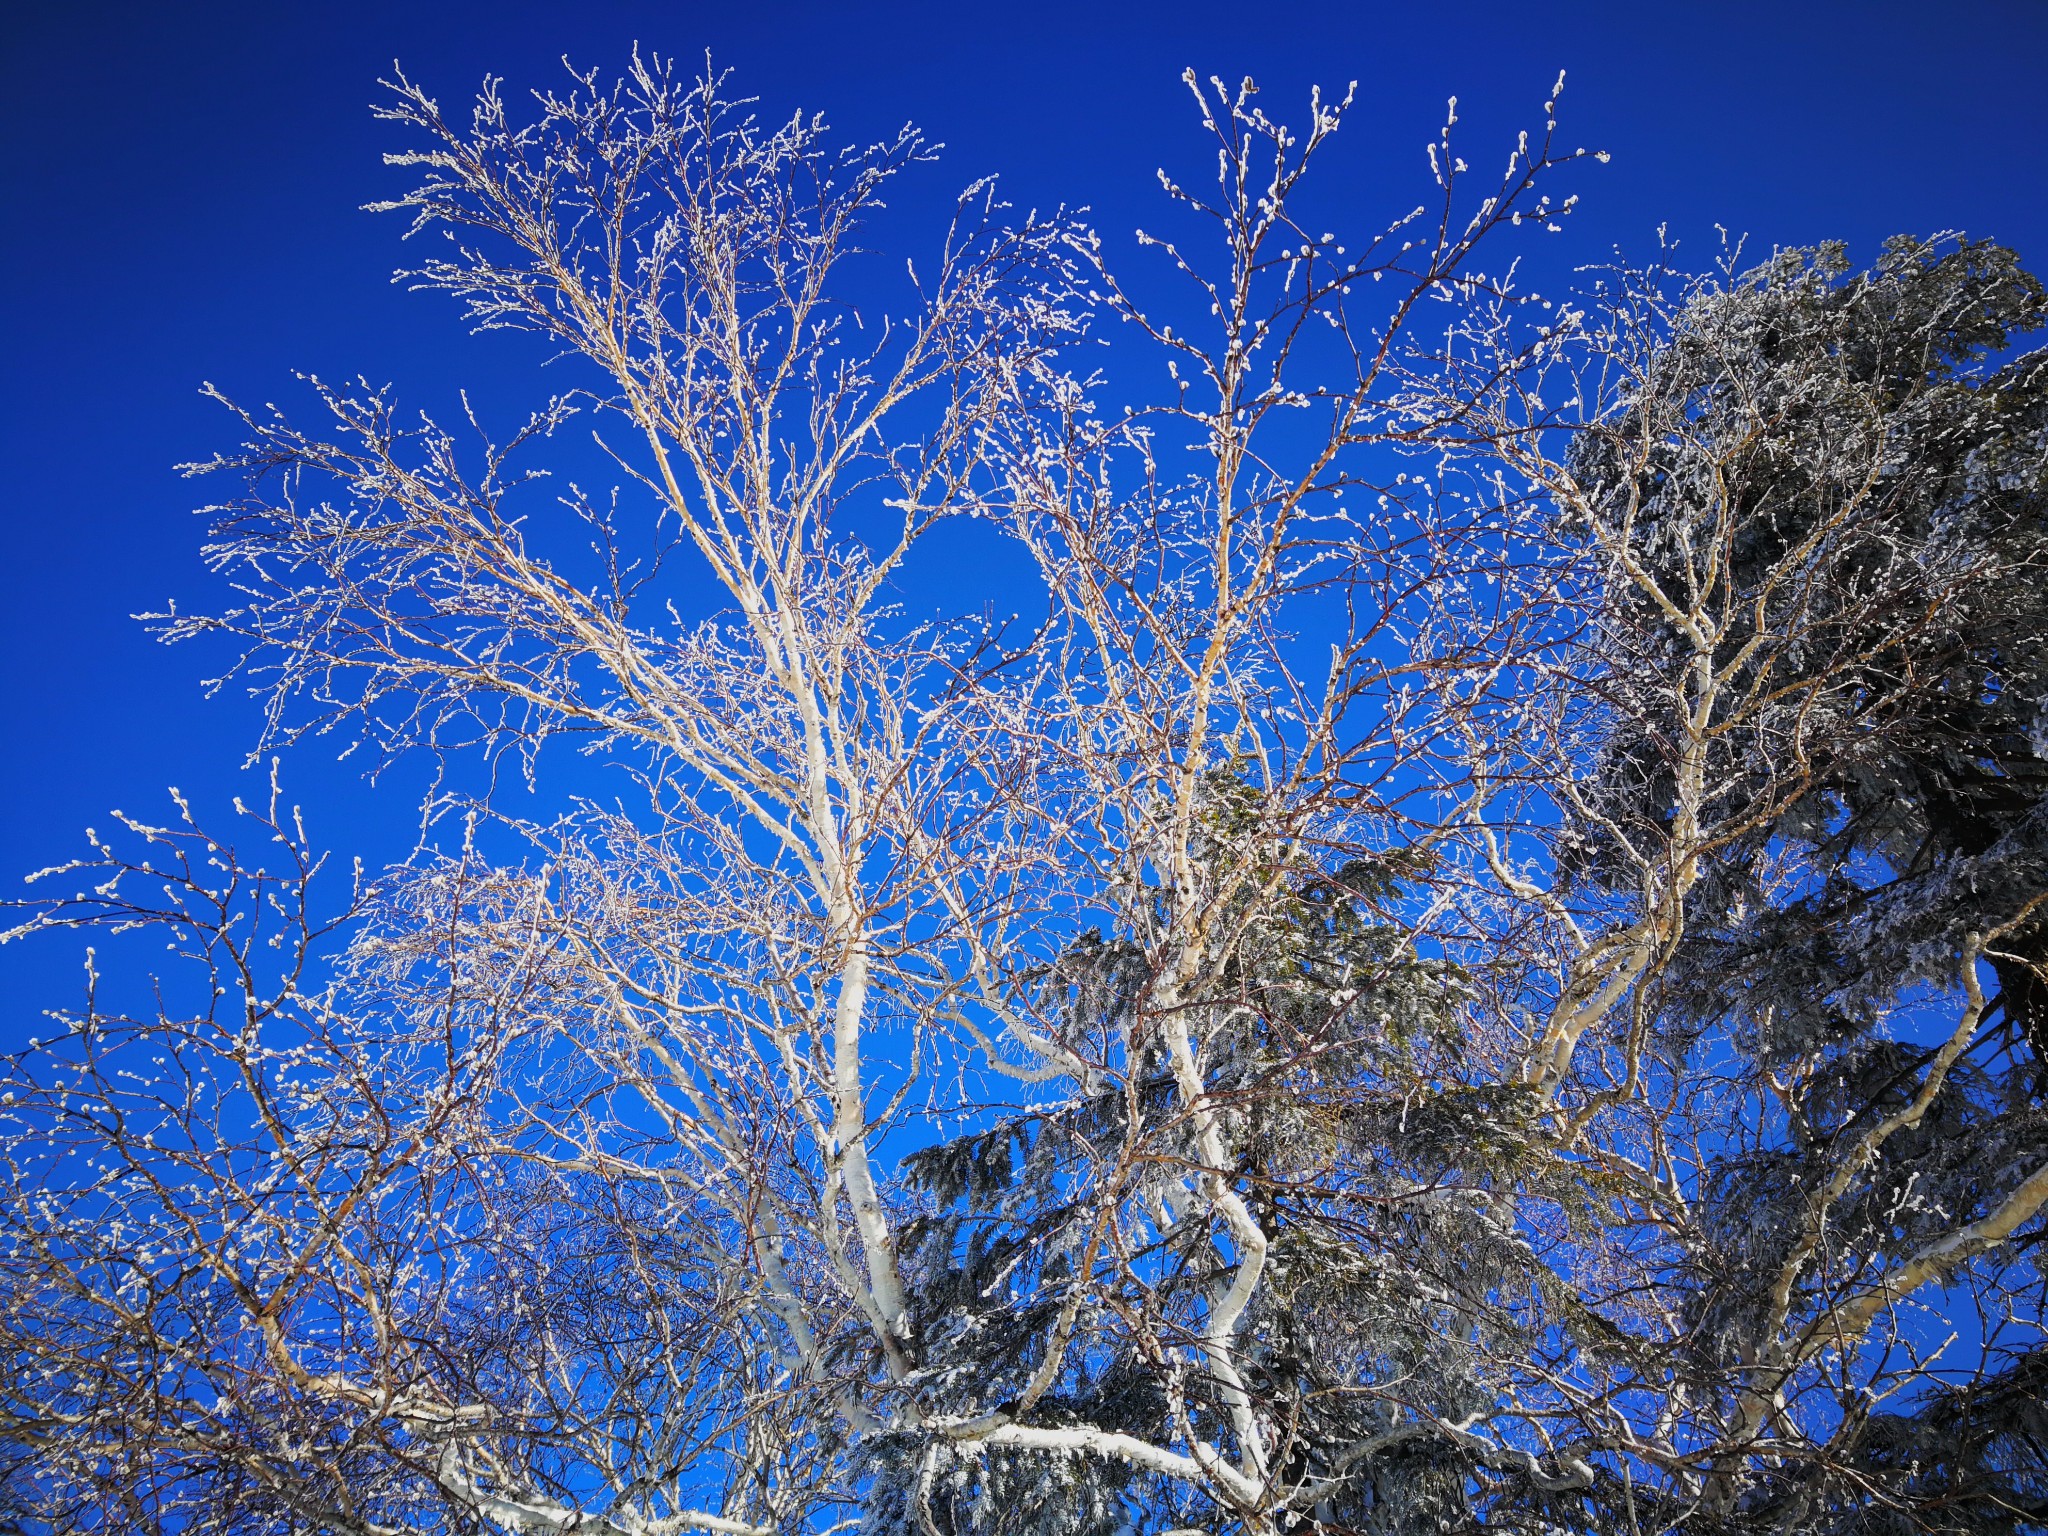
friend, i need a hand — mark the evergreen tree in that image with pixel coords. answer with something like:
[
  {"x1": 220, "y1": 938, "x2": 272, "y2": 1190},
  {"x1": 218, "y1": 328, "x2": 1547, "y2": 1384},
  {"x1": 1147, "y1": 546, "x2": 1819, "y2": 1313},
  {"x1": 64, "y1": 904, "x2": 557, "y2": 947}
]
[
  {"x1": 1551, "y1": 236, "x2": 2048, "y2": 1532},
  {"x1": 1568, "y1": 235, "x2": 2048, "y2": 1073}
]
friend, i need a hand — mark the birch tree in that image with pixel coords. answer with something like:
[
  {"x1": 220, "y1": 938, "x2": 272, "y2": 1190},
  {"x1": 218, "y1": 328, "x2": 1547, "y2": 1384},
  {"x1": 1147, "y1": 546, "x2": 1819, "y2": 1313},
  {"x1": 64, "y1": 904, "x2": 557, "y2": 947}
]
[{"x1": 0, "y1": 54, "x2": 1594, "y2": 1536}]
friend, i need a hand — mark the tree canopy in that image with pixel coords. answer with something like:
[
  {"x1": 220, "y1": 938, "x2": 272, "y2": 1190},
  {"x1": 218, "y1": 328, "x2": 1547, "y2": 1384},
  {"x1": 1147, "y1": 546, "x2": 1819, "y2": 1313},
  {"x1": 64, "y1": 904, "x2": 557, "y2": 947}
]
[{"x1": 1, "y1": 57, "x2": 2043, "y2": 1536}]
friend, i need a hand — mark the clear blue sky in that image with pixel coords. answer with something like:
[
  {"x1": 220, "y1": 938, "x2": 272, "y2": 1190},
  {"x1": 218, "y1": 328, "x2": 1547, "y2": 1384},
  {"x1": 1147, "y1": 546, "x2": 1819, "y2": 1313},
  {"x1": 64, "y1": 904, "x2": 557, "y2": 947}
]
[{"x1": 3, "y1": 0, "x2": 2046, "y2": 996}]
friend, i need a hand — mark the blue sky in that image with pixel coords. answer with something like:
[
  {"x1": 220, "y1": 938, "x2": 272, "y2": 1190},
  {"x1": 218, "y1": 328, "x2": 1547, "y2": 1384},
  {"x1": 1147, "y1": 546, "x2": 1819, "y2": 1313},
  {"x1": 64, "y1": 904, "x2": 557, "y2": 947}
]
[{"x1": 3, "y1": 0, "x2": 2046, "y2": 1029}]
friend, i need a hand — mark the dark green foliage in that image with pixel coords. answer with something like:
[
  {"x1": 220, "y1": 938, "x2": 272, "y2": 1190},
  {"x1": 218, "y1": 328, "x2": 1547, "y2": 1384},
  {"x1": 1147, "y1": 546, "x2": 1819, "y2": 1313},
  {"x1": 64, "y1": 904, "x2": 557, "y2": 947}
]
[
  {"x1": 869, "y1": 781, "x2": 1560, "y2": 1534},
  {"x1": 1563, "y1": 236, "x2": 2048, "y2": 1534},
  {"x1": 1573, "y1": 236, "x2": 2048, "y2": 1065}
]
